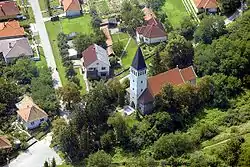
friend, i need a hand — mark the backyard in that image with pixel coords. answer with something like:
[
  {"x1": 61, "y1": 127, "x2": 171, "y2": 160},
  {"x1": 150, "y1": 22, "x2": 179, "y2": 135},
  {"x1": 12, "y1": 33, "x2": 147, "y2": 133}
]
[
  {"x1": 45, "y1": 16, "x2": 93, "y2": 93},
  {"x1": 161, "y1": 0, "x2": 189, "y2": 28},
  {"x1": 38, "y1": 0, "x2": 63, "y2": 17}
]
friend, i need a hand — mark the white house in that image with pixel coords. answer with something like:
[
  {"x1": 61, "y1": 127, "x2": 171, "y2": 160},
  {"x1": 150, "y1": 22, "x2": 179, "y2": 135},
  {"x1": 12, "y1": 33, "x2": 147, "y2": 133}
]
[
  {"x1": 192, "y1": 0, "x2": 218, "y2": 13},
  {"x1": 127, "y1": 47, "x2": 197, "y2": 114},
  {"x1": 16, "y1": 95, "x2": 48, "y2": 130},
  {"x1": 60, "y1": 0, "x2": 82, "y2": 17},
  {"x1": 81, "y1": 44, "x2": 110, "y2": 79},
  {"x1": 136, "y1": 17, "x2": 167, "y2": 44}
]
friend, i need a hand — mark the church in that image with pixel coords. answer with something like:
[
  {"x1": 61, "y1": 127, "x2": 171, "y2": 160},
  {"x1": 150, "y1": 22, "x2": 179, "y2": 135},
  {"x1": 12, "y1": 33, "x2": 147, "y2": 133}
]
[{"x1": 127, "y1": 47, "x2": 197, "y2": 114}]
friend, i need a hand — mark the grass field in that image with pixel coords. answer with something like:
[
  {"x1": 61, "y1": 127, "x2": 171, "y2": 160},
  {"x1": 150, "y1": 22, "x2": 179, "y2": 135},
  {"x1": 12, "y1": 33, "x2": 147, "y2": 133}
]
[
  {"x1": 45, "y1": 15, "x2": 92, "y2": 92},
  {"x1": 161, "y1": 0, "x2": 188, "y2": 28},
  {"x1": 112, "y1": 33, "x2": 138, "y2": 69},
  {"x1": 61, "y1": 15, "x2": 93, "y2": 34}
]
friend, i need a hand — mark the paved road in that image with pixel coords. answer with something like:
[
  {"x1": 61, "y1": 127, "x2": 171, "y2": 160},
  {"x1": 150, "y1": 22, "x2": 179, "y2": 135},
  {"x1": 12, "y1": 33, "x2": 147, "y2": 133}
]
[
  {"x1": 28, "y1": 0, "x2": 62, "y2": 89},
  {"x1": 6, "y1": 133, "x2": 62, "y2": 167}
]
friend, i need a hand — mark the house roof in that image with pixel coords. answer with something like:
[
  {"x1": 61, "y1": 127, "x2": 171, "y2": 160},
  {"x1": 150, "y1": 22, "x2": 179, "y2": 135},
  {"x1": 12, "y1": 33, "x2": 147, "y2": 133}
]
[
  {"x1": 131, "y1": 47, "x2": 147, "y2": 70},
  {"x1": 0, "y1": 37, "x2": 33, "y2": 59},
  {"x1": 0, "y1": 20, "x2": 24, "y2": 38},
  {"x1": 0, "y1": 136, "x2": 12, "y2": 150},
  {"x1": 136, "y1": 17, "x2": 166, "y2": 38},
  {"x1": 194, "y1": 0, "x2": 218, "y2": 9},
  {"x1": 139, "y1": 66, "x2": 197, "y2": 103},
  {"x1": 82, "y1": 44, "x2": 110, "y2": 67},
  {"x1": 61, "y1": 0, "x2": 81, "y2": 12},
  {"x1": 0, "y1": 1, "x2": 20, "y2": 18},
  {"x1": 16, "y1": 95, "x2": 48, "y2": 122}
]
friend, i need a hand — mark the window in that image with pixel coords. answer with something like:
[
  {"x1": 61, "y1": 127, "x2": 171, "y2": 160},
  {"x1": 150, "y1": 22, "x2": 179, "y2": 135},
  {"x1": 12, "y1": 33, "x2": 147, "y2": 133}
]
[
  {"x1": 101, "y1": 67, "x2": 106, "y2": 70},
  {"x1": 89, "y1": 68, "x2": 93, "y2": 71},
  {"x1": 141, "y1": 89, "x2": 143, "y2": 92},
  {"x1": 141, "y1": 81, "x2": 143, "y2": 83},
  {"x1": 40, "y1": 118, "x2": 44, "y2": 122},
  {"x1": 97, "y1": 63, "x2": 99, "y2": 65},
  {"x1": 133, "y1": 88, "x2": 134, "y2": 90},
  {"x1": 31, "y1": 122, "x2": 34, "y2": 125},
  {"x1": 133, "y1": 80, "x2": 134, "y2": 82}
]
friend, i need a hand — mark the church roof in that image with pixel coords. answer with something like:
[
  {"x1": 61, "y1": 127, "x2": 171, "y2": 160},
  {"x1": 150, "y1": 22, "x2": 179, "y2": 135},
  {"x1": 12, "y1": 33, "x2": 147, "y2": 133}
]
[
  {"x1": 139, "y1": 66, "x2": 197, "y2": 103},
  {"x1": 131, "y1": 47, "x2": 147, "y2": 70}
]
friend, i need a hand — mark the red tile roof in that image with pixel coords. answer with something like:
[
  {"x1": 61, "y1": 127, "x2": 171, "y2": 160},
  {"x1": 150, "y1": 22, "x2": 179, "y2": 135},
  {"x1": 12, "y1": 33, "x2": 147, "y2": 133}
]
[
  {"x1": 60, "y1": 0, "x2": 81, "y2": 12},
  {"x1": 82, "y1": 44, "x2": 97, "y2": 67},
  {"x1": 194, "y1": 0, "x2": 218, "y2": 9},
  {"x1": 139, "y1": 66, "x2": 197, "y2": 103},
  {"x1": 0, "y1": 20, "x2": 24, "y2": 38},
  {"x1": 0, "y1": 136, "x2": 12, "y2": 150},
  {"x1": 136, "y1": 17, "x2": 166, "y2": 38},
  {"x1": 0, "y1": 1, "x2": 20, "y2": 18}
]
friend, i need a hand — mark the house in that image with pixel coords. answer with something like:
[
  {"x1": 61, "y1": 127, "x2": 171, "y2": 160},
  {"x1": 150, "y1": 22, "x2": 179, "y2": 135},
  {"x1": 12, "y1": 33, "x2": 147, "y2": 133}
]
[
  {"x1": 127, "y1": 47, "x2": 197, "y2": 114},
  {"x1": 0, "y1": 1, "x2": 20, "y2": 21},
  {"x1": 81, "y1": 44, "x2": 110, "y2": 79},
  {"x1": 136, "y1": 17, "x2": 167, "y2": 44},
  {"x1": 68, "y1": 48, "x2": 77, "y2": 59},
  {"x1": 16, "y1": 95, "x2": 48, "y2": 130},
  {"x1": 0, "y1": 37, "x2": 33, "y2": 63},
  {"x1": 0, "y1": 136, "x2": 12, "y2": 152},
  {"x1": 192, "y1": 0, "x2": 218, "y2": 13},
  {"x1": 60, "y1": 0, "x2": 82, "y2": 17},
  {"x1": 0, "y1": 20, "x2": 25, "y2": 39}
]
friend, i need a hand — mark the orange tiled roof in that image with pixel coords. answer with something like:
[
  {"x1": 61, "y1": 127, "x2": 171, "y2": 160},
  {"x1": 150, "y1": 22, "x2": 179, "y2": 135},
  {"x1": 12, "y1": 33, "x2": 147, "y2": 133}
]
[
  {"x1": 139, "y1": 66, "x2": 197, "y2": 103},
  {"x1": 61, "y1": 0, "x2": 81, "y2": 12},
  {"x1": 0, "y1": 20, "x2": 24, "y2": 38},
  {"x1": 0, "y1": 136, "x2": 12, "y2": 150},
  {"x1": 16, "y1": 95, "x2": 48, "y2": 122},
  {"x1": 194, "y1": 0, "x2": 218, "y2": 9}
]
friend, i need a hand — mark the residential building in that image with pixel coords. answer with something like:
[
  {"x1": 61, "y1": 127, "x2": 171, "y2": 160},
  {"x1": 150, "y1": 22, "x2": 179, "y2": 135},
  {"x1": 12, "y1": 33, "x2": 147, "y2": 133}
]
[
  {"x1": 127, "y1": 47, "x2": 197, "y2": 114},
  {"x1": 0, "y1": 1, "x2": 20, "y2": 21},
  {"x1": 0, "y1": 37, "x2": 33, "y2": 63},
  {"x1": 0, "y1": 20, "x2": 25, "y2": 39},
  {"x1": 192, "y1": 0, "x2": 218, "y2": 13},
  {"x1": 0, "y1": 136, "x2": 12, "y2": 152},
  {"x1": 16, "y1": 95, "x2": 48, "y2": 130},
  {"x1": 81, "y1": 44, "x2": 110, "y2": 79},
  {"x1": 136, "y1": 17, "x2": 167, "y2": 44},
  {"x1": 60, "y1": 0, "x2": 82, "y2": 17}
]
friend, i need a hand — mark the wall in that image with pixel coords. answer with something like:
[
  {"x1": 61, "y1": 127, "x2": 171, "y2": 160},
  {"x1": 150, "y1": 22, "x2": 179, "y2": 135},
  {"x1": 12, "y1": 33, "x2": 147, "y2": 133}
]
[
  {"x1": 23, "y1": 117, "x2": 48, "y2": 130},
  {"x1": 66, "y1": 10, "x2": 81, "y2": 17},
  {"x1": 143, "y1": 36, "x2": 167, "y2": 44},
  {"x1": 87, "y1": 59, "x2": 110, "y2": 78}
]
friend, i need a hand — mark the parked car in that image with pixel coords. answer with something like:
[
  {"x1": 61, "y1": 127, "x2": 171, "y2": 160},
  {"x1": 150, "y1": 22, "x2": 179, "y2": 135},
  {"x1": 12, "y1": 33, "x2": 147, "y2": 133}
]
[
  {"x1": 16, "y1": 15, "x2": 27, "y2": 20},
  {"x1": 51, "y1": 16, "x2": 59, "y2": 22}
]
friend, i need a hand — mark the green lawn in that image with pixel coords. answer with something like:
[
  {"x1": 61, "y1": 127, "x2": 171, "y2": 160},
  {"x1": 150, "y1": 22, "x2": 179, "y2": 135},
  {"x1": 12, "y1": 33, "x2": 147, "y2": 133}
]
[
  {"x1": 61, "y1": 15, "x2": 93, "y2": 34},
  {"x1": 75, "y1": 68, "x2": 86, "y2": 95},
  {"x1": 45, "y1": 15, "x2": 93, "y2": 90},
  {"x1": 161, "y1": 0, "x2": 188, "y2": 28},
  {"x1": 36, "y1": 47, "x2": 47, "y2": 70},
  {"x1": 45, "y1": 21, "x2": 68, "y2": 86},
  {"x1": 112, "y1": 33, "x2": 138, "y2": 69}
]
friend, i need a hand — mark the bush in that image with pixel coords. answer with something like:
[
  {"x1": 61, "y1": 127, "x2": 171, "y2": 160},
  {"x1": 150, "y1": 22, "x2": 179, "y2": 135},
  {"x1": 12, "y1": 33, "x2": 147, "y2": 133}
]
[{"x1": 41, "y1": 121, "x2": 49, "y2": 131}]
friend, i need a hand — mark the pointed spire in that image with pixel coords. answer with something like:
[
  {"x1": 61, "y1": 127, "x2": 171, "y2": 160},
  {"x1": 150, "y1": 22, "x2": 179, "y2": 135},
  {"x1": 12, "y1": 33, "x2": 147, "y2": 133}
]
[{"x1": 131, "y1": 47, "x2": 147, "y2": 70}]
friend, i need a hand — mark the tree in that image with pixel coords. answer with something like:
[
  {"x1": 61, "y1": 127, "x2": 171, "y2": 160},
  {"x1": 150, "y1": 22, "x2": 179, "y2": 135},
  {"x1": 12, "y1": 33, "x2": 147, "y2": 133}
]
[
  {"x1": 217, "y1": 136, "x2": 245, "y2": 166},
  {"x1": 218, "y1": 0, "x2": 241, "y2": 14},
  {"x1": 120, "y1": 1, "x2": 144, "y2": 35},
  {"x1": 43, "y1": 161, "x2": 49, "y2": 167},
  {"x1": 8, "y1": 58, "x2": 38, "y2": 84},
  {"x1": 107, "y1": 112, "x2": 130, "y2": 146},
  {"x1": 113, "y1": 40, "x2": 124, "y2": 57},
  {"x1": 87, "y1": 150, "x2": 112, "y2": 167},
  {"x1": 194, "y1": 15, "x2": 226, "y2": 44},
  {"x1": 179, "y1": 16, "x2": 196, "y2": 40},
  {"x1": 51, "y1": 118, "x2": 67, "y2": 146},
  {"x1": 163, "y1": 33, "x2": 194, "y2": 68},
  {"x1": 149, "y1": 51, "x2": 164, "y2": 76},
  {"x1": 73, "y1": 34, "x2": 93, "y2": 53},
  {"x1": 51, "y1": 157, "x2": 56, "y2": 167},
  {"x1": 57, "y1": 82, "x2": 81, "y2": 109}
]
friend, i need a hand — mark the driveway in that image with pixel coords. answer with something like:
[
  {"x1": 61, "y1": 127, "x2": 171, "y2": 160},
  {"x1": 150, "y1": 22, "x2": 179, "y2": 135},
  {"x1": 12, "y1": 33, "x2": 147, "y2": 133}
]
[
  {"x1": 28, "y1": 0, "x2": 62, "y2": 89},
  {"x1": 6, "y1": 133, "x2": 62, "y2": 167}
]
